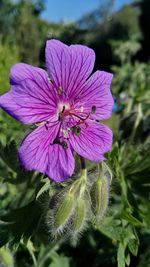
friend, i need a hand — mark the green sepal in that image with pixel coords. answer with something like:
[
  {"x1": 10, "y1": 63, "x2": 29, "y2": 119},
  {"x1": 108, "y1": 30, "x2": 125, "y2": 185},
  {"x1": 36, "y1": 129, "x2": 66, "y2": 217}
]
[
  {"x1": 55, "y1": 192, "x2": 74, "y2": 229},
  {"x1": 90, "y1": 176, "x2": 109, "y2": 218},
  {"x1": 72, "y1": 198, "x2": 85, "y2": 232}
]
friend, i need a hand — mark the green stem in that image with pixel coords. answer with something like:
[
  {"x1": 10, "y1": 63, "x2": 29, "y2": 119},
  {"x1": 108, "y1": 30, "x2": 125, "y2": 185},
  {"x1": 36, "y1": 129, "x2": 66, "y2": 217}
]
[{"x1": 69, "y1": 158, "x2": 87, "y2": 197}]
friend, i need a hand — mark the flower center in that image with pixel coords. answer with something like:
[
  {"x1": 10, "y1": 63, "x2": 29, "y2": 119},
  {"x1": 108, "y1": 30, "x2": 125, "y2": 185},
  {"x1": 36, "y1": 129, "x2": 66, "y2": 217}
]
[
  {"x1": 45, "y1": 100, "x2": 97, "y2": 149},
  {"x1": 57, "y1": 102, "x2": 71, "y2": 120}
]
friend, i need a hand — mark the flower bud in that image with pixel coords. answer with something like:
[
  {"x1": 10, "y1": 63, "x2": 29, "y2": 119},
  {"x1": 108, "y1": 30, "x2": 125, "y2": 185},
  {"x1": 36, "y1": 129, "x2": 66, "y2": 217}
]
[
  {"x1": 47, "y1": 168, "x2": 88, "y2": 238},
  {"x1": 90, "y1": 175, "x2": 109, "y2": 219},
  {"x1": 47, "y1": 190, "x2": 75, "y2": 237},
  {"x1": 54, "y1": 192, "x2": 74, "y2": 229},
  {"x1": 72, "y1": 198, "x2": 86, "y2": 233},
  {"x1": 102, "y1": 161, "x2": 112, "y2": 184}
]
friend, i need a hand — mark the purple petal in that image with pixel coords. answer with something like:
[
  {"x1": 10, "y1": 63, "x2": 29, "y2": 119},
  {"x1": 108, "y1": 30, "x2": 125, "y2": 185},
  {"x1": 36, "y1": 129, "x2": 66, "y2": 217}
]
[
  {"x1": 45, "y1": 39, "x2": 95, "y2": 98},
  {"x1": 67, "y1": 44, "x2": 95, "y2": 98},
  {"x1": 74, "y1": 71, "x2": 114, "y2": 120},
  {"x1": 69, "y1": 121, "x2": 113, "y2": 162},
  {"x1": 0, "y1": 63, "x2": 57, "y2": 124},
  {"x1": 46, "y1": 144, "x2": 75, "y2": 182},
  {"x1": 19, "y1": 124, "x2": 74, "y2": 182}
]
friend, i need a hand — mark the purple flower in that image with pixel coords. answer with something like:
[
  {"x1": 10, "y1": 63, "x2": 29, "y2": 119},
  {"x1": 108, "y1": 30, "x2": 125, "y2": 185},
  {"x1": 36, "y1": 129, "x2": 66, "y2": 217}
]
[{"x1": 0, "y1": 39, "x2": 114, "y2": 182}]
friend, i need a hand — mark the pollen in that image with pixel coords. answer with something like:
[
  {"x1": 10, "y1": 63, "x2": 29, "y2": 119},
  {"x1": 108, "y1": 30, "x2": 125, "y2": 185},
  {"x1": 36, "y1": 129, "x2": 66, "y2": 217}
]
[
  {"x1": 80, "y1": 106, "x2": 84, "y2": 112},
  {"x1": 57, "y1": 86, "x2": 63, "y2": 95},
  {"x1": 61, "y1": 128, "x2": 69, "y2": 138},
  {"x1": 35, "y1": 121, "x2": 46, "y2": 126},
  {"x1": 48, "y1": 77, "x2": 52, "y2": 83}
]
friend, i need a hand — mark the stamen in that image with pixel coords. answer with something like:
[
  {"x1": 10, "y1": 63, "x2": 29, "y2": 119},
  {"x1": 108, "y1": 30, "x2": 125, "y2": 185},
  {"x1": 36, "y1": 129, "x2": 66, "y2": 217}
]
[
  {"x1": 92, "y1": 106, "x2": 96, "y2": 113},
  {"x1": 61, "y1": 128, "x2": 69, "y2": 138},
  {"x1": 48, "y1": 77, "x2": 52, "y2": 83},
  {"x1": 80, "y1": 106, "x2": 84, "y2": 112},
  {"x1": 62, "y1": 106, "x2": 65, "y2": 113},
  {"x1": 69, "y1": 113, "x2": 87, "y2": 121},
  {"x1": 35, "y1": 121, "x2": 46, "y2": 126},
  {"x1": 72, "y1": 126, "x2": 81, "y2": 136},
  {"x1": 69, "y1": 112, "x2": 90, "y2": 126},
  {"x1": 35, "y1": 119, "x2": 58, "y2": 130},
  {"x1": 57, "y1": 86, "x2": 63, "y2": 95},
  {"x1": 51, "y1": 137, "x2": 68, "y2": 149},
  {"x1": 61, "y1": 141, "x2": 68, "y2": 149},
  {"x1": 58, "y1": 105, "x2": 66, "y2": 121},
  {"x1": 52, "y1": 138, "x2": 60, "y2": 145}
]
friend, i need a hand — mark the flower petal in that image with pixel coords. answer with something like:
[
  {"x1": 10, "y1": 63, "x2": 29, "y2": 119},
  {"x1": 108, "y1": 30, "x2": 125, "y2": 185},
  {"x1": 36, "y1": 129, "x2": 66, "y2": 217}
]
[
  {"x1": 19, "y1": 124, "x2": 74, "y2": 182},
  {"x1": 74, "y1": 71, "x2": 114, "y2": 120},
  {"x1": 46, "y1": 144, "x2": 75, "y2": 182},
  {"x1": 67, "y1": 44, "x2": 95, "y2": 97},
  {"x1": 69, "y1": 121, "x2": 113, "y2": 161},
  {"x1": 45, "y1": 39, "x2": 95, "y2": 98},
  {"x1": 0, "y1": 63, "x2": 57, "y2": 124}
]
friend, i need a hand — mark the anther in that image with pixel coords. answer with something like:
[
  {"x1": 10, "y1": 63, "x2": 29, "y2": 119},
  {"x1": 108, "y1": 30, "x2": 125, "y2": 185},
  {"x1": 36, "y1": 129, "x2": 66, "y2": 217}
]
[
  {"x1": 57, "y1": 86, "x2": 63, "y2": 95},
  {"x1": 92, "y1": 106, "x2": 96, "y2": 113},
  {"x1": 62, "y1": 106, "x2": 65, "y2": 113},
  {"x1": 35, "y1": 121, "x2": 45, "y2": 127},
  {"x1": 52, "y1": 138, "x2": 60, "y2": 145},
  {"x1": 72, "y1": 126, "x2": 81, "y2": 136},
  {"x1": 61, "y1": 141, "x2": 68, "y2": 149},
  {"x1": 48, "y1": 77, "x2": 52, "y2": 83}
]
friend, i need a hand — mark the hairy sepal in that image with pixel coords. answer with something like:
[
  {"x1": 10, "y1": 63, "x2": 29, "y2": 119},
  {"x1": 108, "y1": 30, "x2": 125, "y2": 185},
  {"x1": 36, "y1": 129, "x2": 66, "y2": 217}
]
[
  {"x1": 90, "y1": 175, "x2": 110, "y2": 220},
  {"x1": 47, "y1": 190, "x2": 75, "y2": 238}
]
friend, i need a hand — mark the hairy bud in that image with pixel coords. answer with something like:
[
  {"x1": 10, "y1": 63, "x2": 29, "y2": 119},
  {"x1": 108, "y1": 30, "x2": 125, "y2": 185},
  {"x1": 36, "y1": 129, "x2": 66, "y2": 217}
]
[
  {"x1": 47, "y1": 191, "x2": 75, "y2": 237},
  {"x1": 90, "y1": 174, "x2": 110, "y2": 219},
  {"x1": 47, "y1": 168, "x2": 88, "y2": 238},
  {"x1": 46, "y1": 162, "x2": 112, "y2": 240},
  {"x1": 55, "y1": 192, "x2": 74, "y2": 229},
  {"x1": 72, "y1": 198, "x2": 86, "y2": 233}
]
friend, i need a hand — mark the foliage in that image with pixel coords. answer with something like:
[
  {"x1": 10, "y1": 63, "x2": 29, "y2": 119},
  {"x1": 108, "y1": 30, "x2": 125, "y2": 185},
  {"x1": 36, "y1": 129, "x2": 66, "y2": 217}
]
[
  {"x1": 0, "y1": 0, "x2": 16, "y2": 41},
  {"x1": 0, "y1": 42, "x2": 25, "y2": 145},
  {"x1": 0, "y1": 43, "x2": 19, "y2": 94}
]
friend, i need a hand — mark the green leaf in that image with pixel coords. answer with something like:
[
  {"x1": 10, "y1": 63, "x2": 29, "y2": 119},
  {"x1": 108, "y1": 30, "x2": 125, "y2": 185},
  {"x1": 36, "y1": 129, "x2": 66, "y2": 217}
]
[
  {"x1": 0, "y1": 141, "x2": 19, "y2": 172},
  {"x1": 50, "y1": 253, "x2": 70, "y2": 267},
  {"x1": 117, "y1": 243, "x2": 126, "y2": 267},
  {"x1": 0, "y1": 247, "x2": 14, "y2": 267},
  {"x1": 121, "y1": 211, "x2": 143, "y2": 226},
  {"x1": 128, "y1": 238, "x2": 139, "y2": 256},
  {"x1": 125, "y1": 252, "x2": 130, "y2": 266},
  {"x1": 21, "y1": 239, "x2": 37, "y2": 266},
  {"x1": 36, "y1": 178, "x2": 51, "y2": 200},
  {"x1": 98, "y1": 224, "x2": 123, "y2": 241},
  {"x1": 0, "y1": 200, "x2": 41, "y2": 247}
]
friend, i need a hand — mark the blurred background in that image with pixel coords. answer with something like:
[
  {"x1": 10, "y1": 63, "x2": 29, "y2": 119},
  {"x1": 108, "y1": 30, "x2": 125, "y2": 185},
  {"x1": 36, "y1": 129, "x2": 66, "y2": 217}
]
[
  {"x1": 0, "y1": 0, "x2": 150, "y2": 267},
  {"x1": 0, "y1": 0, "x2": 150, "y2": 84}
]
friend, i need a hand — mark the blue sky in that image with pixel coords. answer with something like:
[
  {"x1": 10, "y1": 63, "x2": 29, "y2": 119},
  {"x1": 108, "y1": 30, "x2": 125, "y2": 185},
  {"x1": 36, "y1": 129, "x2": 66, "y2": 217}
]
[{"x1": 41, "y1": 0, "x2": 132, "y2": 22}]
